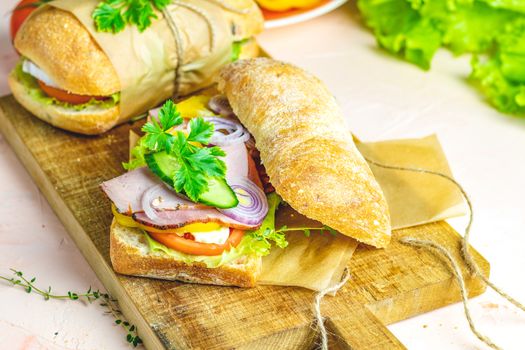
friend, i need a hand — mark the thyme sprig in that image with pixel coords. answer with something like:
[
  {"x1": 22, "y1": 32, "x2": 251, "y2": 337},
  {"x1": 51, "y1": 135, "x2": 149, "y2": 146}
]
[{"x1": 0, "y1": 269, "x2": 142, "y2": 347}]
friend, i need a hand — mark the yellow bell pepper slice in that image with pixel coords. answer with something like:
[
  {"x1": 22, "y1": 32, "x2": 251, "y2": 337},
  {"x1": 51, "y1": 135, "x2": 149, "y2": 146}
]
[
  {"x1": 176, "y1": 95, "x2": 216, "y2": 119},
  {"x1": 257, "y1": 0, "x2": 323, "y2": 11},
  {"x1": 112, "y1": 205, "x2": 222, "y2": 234}
]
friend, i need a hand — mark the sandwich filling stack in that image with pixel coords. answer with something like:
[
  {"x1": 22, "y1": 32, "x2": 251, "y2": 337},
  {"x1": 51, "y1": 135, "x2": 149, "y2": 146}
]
[
  {"x1": 9, "y1": 0, "x2": 263, "y2": 134},
  {"x1": 101, "y1": 58, "x2": 391, "y2": 287}
]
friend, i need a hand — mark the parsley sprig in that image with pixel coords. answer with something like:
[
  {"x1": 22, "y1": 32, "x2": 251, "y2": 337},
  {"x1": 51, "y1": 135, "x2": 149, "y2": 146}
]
[
  {"x1": 141, "y1": 100, "x2": 226, "y2": 202},
  {"x1": 0, "y1": 269, "x2": 142, "y2": 347},
  {"x1": 92, "y1": 0, "x2": 171, "y2": 33}
]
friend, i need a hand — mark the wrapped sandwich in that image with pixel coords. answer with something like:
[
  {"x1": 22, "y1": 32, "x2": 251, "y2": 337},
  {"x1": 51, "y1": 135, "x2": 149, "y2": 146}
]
[
  {"x1": 101, "y1": 58, "x2": 391, "y2": 287},
  {"x1": 9, "y1": 0, "x2": 263, "y2": 135}
]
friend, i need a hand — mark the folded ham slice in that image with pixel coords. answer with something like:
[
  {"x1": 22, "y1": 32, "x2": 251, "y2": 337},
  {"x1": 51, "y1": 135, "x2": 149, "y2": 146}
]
[
  {"x1": 100, "y1": 167, "x2": 257, "y2": 231},
  {"x1": 132, "y1": 210, "x2": 256, "y2": 230},
  {"x1": 101, "y1": 167, "x2": 158, "y2": 214}
]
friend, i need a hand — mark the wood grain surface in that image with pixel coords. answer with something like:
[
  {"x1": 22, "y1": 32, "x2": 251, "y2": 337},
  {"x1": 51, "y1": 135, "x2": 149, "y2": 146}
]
[{"x1": 0, "y1": 95, "x2": 489, "y2": 349}]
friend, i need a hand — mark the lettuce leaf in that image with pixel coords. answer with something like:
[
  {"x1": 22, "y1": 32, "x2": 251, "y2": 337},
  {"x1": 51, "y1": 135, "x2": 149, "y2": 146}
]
[
  {"x1": 231, "y1": 39, "x2": 249, "y2": 62},
  {"x1": 13, "y1": 60, "x2": 120, "y2": 111},
  {"x1": 480, "y1": 0, "x2": 525, "y2": 13},
  {"x1": 144, "y1": 193, "x2": 285, "y2": 268},
  {"x1": 471, "y1": 19, "x2": 525, "y2": 114},
  {"x1": 123, "y1": 136, "x2": 148, "y2": 170},
  {"x1": 435, "y1": 2, "x2": 517, "y2": 55},
  {"x1": 358, "y1": 0, "x2": 442, "y2": 70},
  {"x1": 358, "y1": 0, "x2": 525, "y2": 115}
]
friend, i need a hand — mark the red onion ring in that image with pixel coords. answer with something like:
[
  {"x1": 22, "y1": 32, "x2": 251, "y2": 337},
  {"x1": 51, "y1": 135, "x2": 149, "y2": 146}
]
[
  {"x1": 218, "y1": 177, "x2": 268, "y2": 226},
  {"x1": 208, "y1": 95, "x2": 235, "y2": 118},
  {"x1": 141, "y1": 184, "x2": 164, "y2": 221},
  {"x1": 204, "y1": 117, "x2": 251, "y2": 146}
]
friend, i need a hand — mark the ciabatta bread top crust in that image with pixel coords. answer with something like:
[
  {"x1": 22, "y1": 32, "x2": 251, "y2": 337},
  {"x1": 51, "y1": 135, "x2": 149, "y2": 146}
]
[
  {"x1": 218, "y1": 58, "x2": 391, "y2": 248},
  {"x1": 15, "y1": 8, "x2": 120, "y2": 96}
]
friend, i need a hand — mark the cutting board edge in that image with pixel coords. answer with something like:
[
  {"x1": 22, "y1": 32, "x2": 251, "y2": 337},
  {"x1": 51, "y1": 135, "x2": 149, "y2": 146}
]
[
  {"x1": 0, "y1": 101, "x2": 166, "y2": 350},
  {"x1": 0, "y1": 95, "x2": 492, "y2": 350}
]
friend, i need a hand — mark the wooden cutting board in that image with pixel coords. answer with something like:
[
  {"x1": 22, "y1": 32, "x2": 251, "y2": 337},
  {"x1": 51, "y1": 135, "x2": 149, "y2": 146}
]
[{"x1": 0, "y1": 95, "x2": 489, "y2": 350}]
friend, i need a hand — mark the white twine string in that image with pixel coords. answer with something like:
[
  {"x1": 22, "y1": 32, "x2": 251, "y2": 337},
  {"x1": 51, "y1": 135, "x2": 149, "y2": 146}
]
[
  {"x1": 162, "y1": 8, "x2": 184, "y2": 97},
  {"x1": 172, "y1": 1, "x2": 217, "y2": 53},
  {"x1": 313, "y1": 158, "x2": 525, "y2": 350},
  {"x1": 365, "y1": 157, "x2": 525, "y2": 350},
  {"x1": 162, "y1": 0, "x2": 248, "y2": 97},
  {"x1": 400, "y1": 237, "x2": 501, "y2": 349},
  {"x1": 313, "y1": 268, "x2": 351, "y2": 350}
]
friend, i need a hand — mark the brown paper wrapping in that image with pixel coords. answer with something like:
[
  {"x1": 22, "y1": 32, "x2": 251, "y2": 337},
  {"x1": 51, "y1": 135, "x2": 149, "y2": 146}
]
[
  {"x1": 129, "y1": 131, "x2": 465, "y2": 291},
  {"x1": 47, "y1": 0, "x2": 260, "y2": 125},
  {"x1": 356, "y1": 135, "x2": 466, "y2": 230}
]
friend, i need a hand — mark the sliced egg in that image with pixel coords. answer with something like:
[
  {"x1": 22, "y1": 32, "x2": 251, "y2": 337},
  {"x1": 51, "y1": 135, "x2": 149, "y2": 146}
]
[
  {"x1": 191, "y1": 226, "x2": 230, "y2": 245},
  {"x1": 22, "y1": 60, "x2": 59, "y2": 88}
]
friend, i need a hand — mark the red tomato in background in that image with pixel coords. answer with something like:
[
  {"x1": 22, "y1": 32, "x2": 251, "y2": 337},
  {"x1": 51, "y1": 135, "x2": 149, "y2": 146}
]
[{"x1": 10, "y1": 0, "x2": 40, "y2": 41}]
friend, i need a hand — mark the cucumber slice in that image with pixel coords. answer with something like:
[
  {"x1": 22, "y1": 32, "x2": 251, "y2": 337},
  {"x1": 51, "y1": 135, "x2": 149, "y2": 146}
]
[
  {"x1": 144, "y1": 151, "x2": 238, "y2": 209},
  {"x1": 198, "y1": 177, "x2": 239, "y2": 209},
  {"x1": 144, "y1": 151, "x2": 179, "y2": 187}
]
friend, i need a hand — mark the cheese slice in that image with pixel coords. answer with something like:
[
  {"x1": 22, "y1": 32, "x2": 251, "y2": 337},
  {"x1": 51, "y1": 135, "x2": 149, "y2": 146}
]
[{"x1": 192, "y1": 226, "x2": 230, "y2": 245}]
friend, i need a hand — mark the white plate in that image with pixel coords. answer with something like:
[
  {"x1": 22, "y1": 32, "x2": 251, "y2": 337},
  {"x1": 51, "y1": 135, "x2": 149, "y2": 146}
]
[{"x1": 263, "y1": 0, "x2": 348, "y2": 29}]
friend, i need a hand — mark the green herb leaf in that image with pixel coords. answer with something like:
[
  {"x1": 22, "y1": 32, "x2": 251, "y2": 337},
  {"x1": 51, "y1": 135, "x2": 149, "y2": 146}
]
[
  {"x1": 139, "y1": 100, "x2": 228, "y2": 202},
  {"x1": 259, "y1": 228, "x2": 288, "y2": 248},
  {"x1": 123, "y1": 0, "x2": 157, "y2": 32},
  {"x1": 92, "y1": 2, "x2": 126, "y2": 33},
  {"x1": 174, "y1": 164, "x2": 206, "y2": 201},
  {"x1": 187, "y1": 117, "x2": 214, "y2": 144},
  {"x1": 141, "y1": 100, "x2": 181, "y2": 152},
  {"x1": 186, "y1": 147, "x2": 227, "y2": 178},
  {"x1": 93, "y1": 0, "x2": 172, "y2": 33}
]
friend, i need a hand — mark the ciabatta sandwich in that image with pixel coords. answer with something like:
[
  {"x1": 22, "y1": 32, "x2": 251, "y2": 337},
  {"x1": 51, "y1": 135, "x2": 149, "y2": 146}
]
[
  {"x1": 101, "y1": 58, "x2": 391, "y2": 287},
  {"x1": 9, "y1": 1, "x2": 262, "y2": 135}
]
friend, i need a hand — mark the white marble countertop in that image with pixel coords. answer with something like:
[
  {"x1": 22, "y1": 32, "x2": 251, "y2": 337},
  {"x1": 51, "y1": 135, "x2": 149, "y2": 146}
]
[{"x1": 1, "y1": 1, "x2": 524, "y2": 349}]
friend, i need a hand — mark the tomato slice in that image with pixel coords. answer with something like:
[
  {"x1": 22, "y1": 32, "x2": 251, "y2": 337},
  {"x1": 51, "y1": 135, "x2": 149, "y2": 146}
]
[
  {"x1": 149, "y1": 228, "x2": 244, "y2": 256},
  {"x1": 37, "y1": 80, "x2": 107, "y2": 105},
  {"x1": 10, "y1": 0, "x2": 39, "y2": 42}
]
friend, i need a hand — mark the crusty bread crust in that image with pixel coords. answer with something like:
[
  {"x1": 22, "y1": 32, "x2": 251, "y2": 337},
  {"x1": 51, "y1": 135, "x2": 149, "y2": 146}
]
[
  {"x1": 218, "y1": 58, "x2": 391, "y2": 248},
  {"x1": 8, "y1": 73, "x2": 120, "y2": 135},
  {"x1": 15, "y1": 7, "x2": 120, "y2": 96},
  {"x1": 110, "y1": 220, "x2": 261, "y2": 287}
]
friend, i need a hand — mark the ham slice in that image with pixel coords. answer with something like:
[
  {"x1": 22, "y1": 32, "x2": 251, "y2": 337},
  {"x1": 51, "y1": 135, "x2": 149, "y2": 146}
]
[
  {"x1": 132, "y1": 210, "x2": 255, "y2": 230},
  {"x1": 100, "y1": 167, "x2": 258, "y2": 230},
  {"x1": 222, "y1": 143, "x2": 248, "y2": 181},
  {"x1": 101, "y1": 167, "x2": 158, "y2": 214}
]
